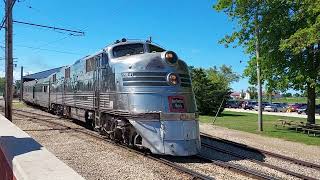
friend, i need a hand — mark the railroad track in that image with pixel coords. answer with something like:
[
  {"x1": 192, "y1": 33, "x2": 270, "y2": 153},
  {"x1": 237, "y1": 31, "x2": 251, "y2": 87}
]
[
  {"x1": 8, "y1": 108, "x2": 281, "y2": 179},
  {"x1": 2, "y1": 107, "x2": 213, "y2": 180},
  {"x1": 201, "y1": 132, "x2": 319, "y2": 180},
  {"x1": 196, "y1": 154, "x2": 278, "y2": 180},
  {"x1": 4, "y1": 106, "x2": 319, "y2": 179}
]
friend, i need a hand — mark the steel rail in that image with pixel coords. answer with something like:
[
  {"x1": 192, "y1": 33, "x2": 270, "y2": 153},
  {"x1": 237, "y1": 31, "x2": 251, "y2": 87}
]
[
  {"x1": 200, "y1": 132, "x2": 320, "y2": 171},
  {"x1": 7, "y1": 108, "x2": 214, "y2": 180},
  {"x1": 196, "y1": 154, "x2": 278, "y2": 180},
  {"x1": 201, "y1": 142, "x2": 317, "y2": 180}
]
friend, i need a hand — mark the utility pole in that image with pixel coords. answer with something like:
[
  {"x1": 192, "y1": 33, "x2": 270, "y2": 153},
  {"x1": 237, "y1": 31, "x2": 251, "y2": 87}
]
[
  {"x1": 20, "y1": 66, "x2": 23, "y2": 102},
  {"x1": 5, "y1": 0, "x2": 13, "y2": 121},
  {"x1": 255, "y1": 7, "x2": 263, "y2": 131}
]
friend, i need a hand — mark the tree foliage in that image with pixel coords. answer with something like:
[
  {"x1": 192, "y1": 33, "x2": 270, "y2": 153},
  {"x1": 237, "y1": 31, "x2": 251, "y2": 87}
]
[
  {"x1": 214, "y1": 0, "x2": 320, "y2": 124},
  {"x1": 0, "y1": 77, "x2": 5, "y2": 95},
  {"x1": 190, "y1": 65, "x2": 239, "y2": 115},
  {"x1": 247, "y1": 86, "x2": 258, "y2": 99}
]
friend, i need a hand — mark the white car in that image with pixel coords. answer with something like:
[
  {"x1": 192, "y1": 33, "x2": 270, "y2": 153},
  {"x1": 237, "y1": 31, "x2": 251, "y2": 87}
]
[{"x1": 264, "y1": 103, "x2": 287, "y2": 112}]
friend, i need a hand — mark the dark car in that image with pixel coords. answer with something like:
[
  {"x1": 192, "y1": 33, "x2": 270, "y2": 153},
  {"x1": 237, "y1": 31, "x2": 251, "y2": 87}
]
[
  {"x1": 297, "y1": 105, "x2": 307, "y2": 114},
  {"x1": 298, "y1": 105, "x2": 320, "y2": 115},
  {"x1": 243, "y1": 101, "x2": 257, "y2": 110},
  {"x1": 225, "y1": 100, "x2": 240, "y2": 108}
]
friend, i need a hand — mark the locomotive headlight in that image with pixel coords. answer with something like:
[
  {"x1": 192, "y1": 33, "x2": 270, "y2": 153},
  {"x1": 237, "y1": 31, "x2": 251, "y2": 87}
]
[
  {"x1": 163, "y1": 51, "x2": 178, "y2": 65},
  {"x1": 167, "y1": 73, "x2": 179, "y2": 86}
]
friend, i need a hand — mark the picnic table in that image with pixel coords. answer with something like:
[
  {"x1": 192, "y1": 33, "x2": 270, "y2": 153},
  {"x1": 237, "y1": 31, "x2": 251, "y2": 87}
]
[{"x1": 275, "y1": 119, "x2": 320, "y2": 136}]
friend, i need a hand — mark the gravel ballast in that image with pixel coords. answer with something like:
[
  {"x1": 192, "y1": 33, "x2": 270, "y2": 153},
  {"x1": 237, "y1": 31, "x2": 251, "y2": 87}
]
[
  {"x1": 200, "y1": 123, "x2": 320, "y2": 179},
  {"x1": 2, "y1": 109, "x2": 191, "y2": 180}
]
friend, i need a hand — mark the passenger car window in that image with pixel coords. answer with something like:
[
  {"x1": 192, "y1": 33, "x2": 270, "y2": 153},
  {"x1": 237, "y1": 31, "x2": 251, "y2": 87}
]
[
  {"x1": 112, "y1": 43, "x2": 144, "y2": 58},
  {"x1": 148, "y1": 44, "x2": 165, "y2": 53},
  {"x1": 86, "y1": 57, "x2": 97, "y2": 72}
]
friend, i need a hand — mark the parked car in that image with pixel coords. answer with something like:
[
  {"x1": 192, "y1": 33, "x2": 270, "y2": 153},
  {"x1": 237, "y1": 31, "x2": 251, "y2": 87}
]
[
  {"x1": 254, "y1": 102, "x2": 270, "y2": 111},
  {"x1": 243, "y1": 101, "x2": 257, "y2": 110},
  {"x1": 288, "y1": 103, "x2": 307, "y2": 112},
  {"x1": 225, "y1": 100, "x2": 240, "y2": 108},
  {"x1": 297, "y1": 105, "x2": 307, "y2": 114},
  {"x1": 264, "y1": 103, "x2": 287, "y2": 112},
  {"x1": 298, "y1": 104, "x2": 320, "y2": 115}
]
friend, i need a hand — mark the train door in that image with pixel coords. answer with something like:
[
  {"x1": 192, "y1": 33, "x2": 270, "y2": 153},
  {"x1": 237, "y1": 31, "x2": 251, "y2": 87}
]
[
  {"x1": 32, "y1": 86, "x2": 35, "y2": 100},
  {"x1": 93, "y1": 54, "x2": 102, "y2": 127}
]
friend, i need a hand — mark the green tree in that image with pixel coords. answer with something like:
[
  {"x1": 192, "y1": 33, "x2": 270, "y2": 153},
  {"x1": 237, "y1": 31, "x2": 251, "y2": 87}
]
[
  {"x1": 207, "y1": 65, "x2": 240, "y2": 91},
  {"x1": 247, "y1": 86, "x2": 258, "y2": 100},
  {"x1": 190, "y1": 65, "x2": 238, "y2": 115},
  {"x1": 214, "y1": 0, "x2": 320, "y2": 124},
  {"x1": 283, "y1": 93, "x2": 292, "y2": 98},
  {"x1": 0, "y1": 77, "x2": 5, "y2": 95}
]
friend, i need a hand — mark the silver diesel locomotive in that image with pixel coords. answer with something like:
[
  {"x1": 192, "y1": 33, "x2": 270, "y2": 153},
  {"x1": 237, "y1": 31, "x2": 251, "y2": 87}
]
[{"x1": 23, "y1": 39, "x2": 200, "y2": 156}]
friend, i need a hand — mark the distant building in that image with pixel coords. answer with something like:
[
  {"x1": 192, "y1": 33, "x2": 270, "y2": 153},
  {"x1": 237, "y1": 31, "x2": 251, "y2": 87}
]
[
  {"x1": 244, "y1": 92, "x2": 251, "y2": 100},
  {"x1": 230, "y1": 92, "x2": 242, "y2": 99}
]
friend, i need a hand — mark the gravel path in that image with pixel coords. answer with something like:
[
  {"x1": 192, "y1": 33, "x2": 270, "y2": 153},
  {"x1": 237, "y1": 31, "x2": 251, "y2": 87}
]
[
  {"x1": 225, "y1": 108, "x2": 320, "y2": 119},
  {"x1": 200, "y1": 123, "x2": 320, "y2": 179},
  {"x1": 2, "y1": 109, "x2": 192, "y2": 180}
]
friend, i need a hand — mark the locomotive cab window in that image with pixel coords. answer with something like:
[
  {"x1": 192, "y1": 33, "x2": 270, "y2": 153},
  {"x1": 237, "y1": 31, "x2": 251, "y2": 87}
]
[
  {"x1": 148, "y1": 44, "x2": 165, "y2": 53},
  {"x1": 65, "y1": 67, "x2": 71, "y2": 79},
  {"x1": 112, "y1": 43, "x2": 145, "y2": 58}
]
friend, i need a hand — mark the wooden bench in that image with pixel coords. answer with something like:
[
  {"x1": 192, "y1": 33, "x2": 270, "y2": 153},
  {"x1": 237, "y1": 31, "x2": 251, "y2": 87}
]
[
  {"x1": 302, "y1": 128, "x2": 320, "y2": 136},
  {"x1": 275, "y1": 119, "x2": 320, "y2": 136}
]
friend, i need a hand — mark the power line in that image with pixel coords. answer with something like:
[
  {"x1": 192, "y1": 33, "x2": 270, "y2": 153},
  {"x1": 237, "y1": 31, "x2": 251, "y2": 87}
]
[
  {"x1": 0, "y1": 0, "x2": 16, "y2": 31},
  {"x1": 13, "y1": 20, "x2": 85, "y2": 36},
  {"x1": 1, "y1": 43, "x2": 81, "y2": 55},
  {"x1": 15, "y1": 44, "x2": 82, "y2": 55}
]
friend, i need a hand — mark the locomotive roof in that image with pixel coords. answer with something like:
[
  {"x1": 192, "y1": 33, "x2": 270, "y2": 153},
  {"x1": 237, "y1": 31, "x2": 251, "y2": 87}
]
[{"x1": 23, "y1": 66, "x2": 64, "y2": 81}]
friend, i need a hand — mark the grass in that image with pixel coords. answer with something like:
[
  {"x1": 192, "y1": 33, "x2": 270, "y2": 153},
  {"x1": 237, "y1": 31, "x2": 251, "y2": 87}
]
[
  {"x1": 12, "y1": 101, "x2": 27, "y2": 109},
  {"x1": 268, "y1": 97, "x2": 320, "y2": 104},
  {"x1": 200, "y1": 111, "x2": 320, "y2": 146}
]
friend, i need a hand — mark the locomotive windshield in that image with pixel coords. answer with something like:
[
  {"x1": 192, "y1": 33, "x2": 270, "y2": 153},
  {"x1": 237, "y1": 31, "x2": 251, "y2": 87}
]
[
  {"x1": 112, "y1": 43, "x2": 145, "y2": 58},
  {"x1": 148, "y1": 44, "x2": 165, "y2": 53}
]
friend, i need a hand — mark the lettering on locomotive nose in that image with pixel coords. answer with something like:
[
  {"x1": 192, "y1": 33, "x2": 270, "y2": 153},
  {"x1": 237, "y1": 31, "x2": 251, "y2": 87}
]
[{"x1": 168, "y1": 96, "x2": 186, "y2": 112}]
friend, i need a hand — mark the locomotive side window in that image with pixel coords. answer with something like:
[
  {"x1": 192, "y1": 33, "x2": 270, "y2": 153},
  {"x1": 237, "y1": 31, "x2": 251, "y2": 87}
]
[
  {"x1": 65, "y1": 67, "x2": 70, "y2": 79},
  {"x1": 53, "y1": 74, "x2": 57, "y2": 83},
  {"x1": 101, "y1": 53, "x2": 108, "y2": 66},
  {"x1": 112, "y1": 43, "x2": 144, "y2": 58},
  {"x1": 43, "y1": 85, "x2": 48, "y2": 93},
  {"x1": 86, "y1": 57, "x2": 96, "y2": 72},
  {"x1": 148, "y1": 44, "x2": 165, "y2": 53}
]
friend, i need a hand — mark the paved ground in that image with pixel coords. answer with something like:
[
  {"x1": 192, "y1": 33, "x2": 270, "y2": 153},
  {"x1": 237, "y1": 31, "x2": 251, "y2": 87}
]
[{"x1": 225, "y1": 108, "x2": 320, "y2": 119}]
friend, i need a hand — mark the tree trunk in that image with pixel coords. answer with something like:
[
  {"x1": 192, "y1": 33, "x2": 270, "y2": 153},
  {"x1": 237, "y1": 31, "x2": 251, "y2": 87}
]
[{"x1": 307, "y1": 83, "x2": 316, "y2": 124}]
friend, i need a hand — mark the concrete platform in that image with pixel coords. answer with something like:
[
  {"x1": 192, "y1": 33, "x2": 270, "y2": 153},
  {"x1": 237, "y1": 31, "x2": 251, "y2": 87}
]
[{"x1": 0, "y1": 114, "x2": 85, "y2": 180}]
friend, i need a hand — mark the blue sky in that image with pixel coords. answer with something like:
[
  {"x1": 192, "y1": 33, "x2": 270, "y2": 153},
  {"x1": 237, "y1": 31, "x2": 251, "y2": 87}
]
[{"x1": 0, "y1": 0, "x2": 250, "y2": 91}]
